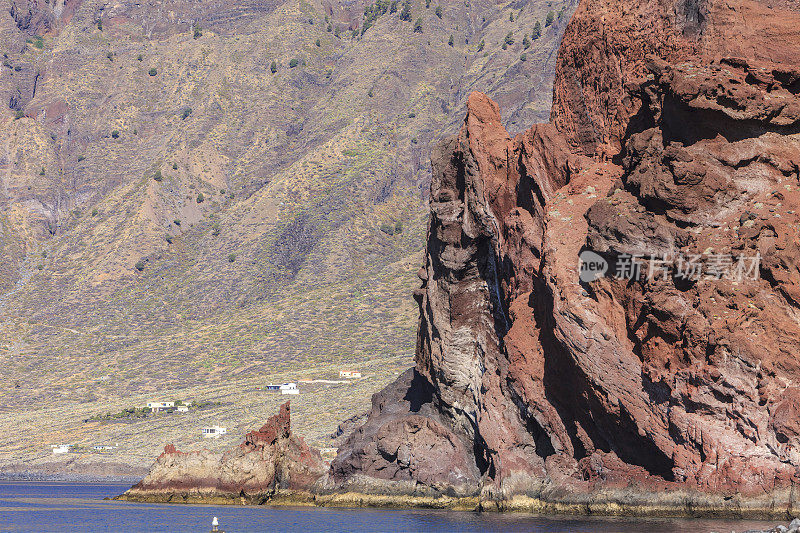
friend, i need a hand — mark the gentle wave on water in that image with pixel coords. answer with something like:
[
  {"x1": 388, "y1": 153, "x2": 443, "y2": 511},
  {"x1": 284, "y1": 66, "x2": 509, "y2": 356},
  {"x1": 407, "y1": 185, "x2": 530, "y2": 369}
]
[{"x1": 0, "y1": 482, "x2": 777, "y2": 532}]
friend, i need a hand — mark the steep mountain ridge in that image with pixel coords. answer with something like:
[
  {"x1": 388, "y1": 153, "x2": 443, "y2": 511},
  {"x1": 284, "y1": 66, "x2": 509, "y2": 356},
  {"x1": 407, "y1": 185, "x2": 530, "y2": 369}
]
[{"x1": 0, "y1": 0, "x2": 572, "y2": 402}]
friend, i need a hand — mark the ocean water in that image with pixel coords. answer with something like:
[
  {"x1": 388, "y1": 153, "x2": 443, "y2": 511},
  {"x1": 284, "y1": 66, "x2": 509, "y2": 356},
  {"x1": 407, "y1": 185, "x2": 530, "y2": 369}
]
[{"x1": 0, "y1": 482, "x2": 777, "y2": 532}]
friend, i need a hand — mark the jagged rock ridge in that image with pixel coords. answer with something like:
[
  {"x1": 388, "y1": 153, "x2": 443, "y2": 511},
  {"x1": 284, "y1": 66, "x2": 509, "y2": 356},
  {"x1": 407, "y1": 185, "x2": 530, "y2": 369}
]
[
  {"x1": 328, "y1": 0, "x2": 800, "y2": 514},
  {"x1": 120, "y1": 401, "x2": 327, "y2": 502}
]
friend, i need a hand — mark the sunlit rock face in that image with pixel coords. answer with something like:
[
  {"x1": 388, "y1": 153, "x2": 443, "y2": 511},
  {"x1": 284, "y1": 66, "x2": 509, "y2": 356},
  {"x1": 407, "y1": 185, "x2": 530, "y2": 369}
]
[
  {"x1": 330, "y1": 0, "x2": 800, "y2": 513},
  {"x1": 123, "y1": 401, "x2": 327, "y2": 501}
]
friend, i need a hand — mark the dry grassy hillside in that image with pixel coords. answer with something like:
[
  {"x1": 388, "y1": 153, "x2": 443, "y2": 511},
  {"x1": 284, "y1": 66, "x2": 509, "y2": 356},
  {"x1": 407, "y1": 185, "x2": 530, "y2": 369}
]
[{"x1": 0, "y1": 0, "x2": 572, "y2": 475}]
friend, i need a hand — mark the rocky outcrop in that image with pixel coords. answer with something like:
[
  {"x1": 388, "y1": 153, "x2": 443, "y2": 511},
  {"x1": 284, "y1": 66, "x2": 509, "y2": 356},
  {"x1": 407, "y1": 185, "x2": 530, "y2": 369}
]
[
  {"x1": 328, "y1": 0, "x2": 800, "y2": 517},
  {"x1": 9, "y1": 0, "x2": 83, "y2": 36},
  {"x1": 119, "y1": 402, "x2": 327, "y2": 503}
]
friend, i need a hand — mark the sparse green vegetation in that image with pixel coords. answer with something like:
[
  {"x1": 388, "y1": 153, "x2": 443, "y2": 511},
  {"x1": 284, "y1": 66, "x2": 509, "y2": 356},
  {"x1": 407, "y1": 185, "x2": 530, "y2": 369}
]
[
  {"x1": 111, "y1": 130, "x2": 120, "y2": 139},
  {"x1": 532, "y1": 21, "x2": 542, "y2": 39},
  {"x1": 509, "y1": 12, "x2": 514, "y2": 22},
  {"x1": 399, "y1": 0, "x2": 412, "y2": 21},
  {"x1": 477, "y1": 39, "x2": 485, "y2": 52},
  {"x1": 211, "y1": 223, "x2": 221, "y2": 236},
  {"x1": 545, "y1": 10, "x2": 555, "y2": 26},
  {"x1": 39, "y1": 167, "x2": 45, "y2": 176},
  {"x1": 448, "y1": 34, "x2": 454, "y2": 47},
  {"x1": 78, "y1": 155, "x2": 85, "y2": 162},
  {"x1": 520, "y1": 53, "x2": 527, "y2": 61},
  {"x1": 91, "y1": 208, "x2": 99, "y2": 217},
  {"x1": 289, "y1": 58, "x2": 299, "y2": 68},
  {"x1": 135, "y1": 260, "x2": 146, "y2": 272},
  {"x1": 197, "y1": 192, "x2": 205, "y2": 203},
  {"x1": 106, "y1": 52, "x2": 114, "y2": 61},
  {"x1": 228, "y1": 253, "x2": 237, "y2": 263},
  {"x1": 395, "y1": 220, "x2": 404, "y2": 233},
  {"x1": 137, "y1": 54, "x2": 143, "y2": 61},
  {"x1": 153, "y1": 170, "x2": 163, "y2": 182},
  {"x1": 316, "y1": 38, "x2": 321, "y2": 47},
  {"x1": 362, "y1": 0, "x2": 392, "y2": 34},
  {"x1": 174, "y1": 219, "x2": 181, "y2": 226},
  {"x1": 87, "y1": 406, "x2": 150, "y2": 422},
  {"x1": 523, "y1": 35, "x2": 531, "y2": 49},
  {"x1": 380, "y1": 222, "x2": 395, "y2": 235},
  {"x1": 181, "y1": 107, "x2": 192, "y2": 120},
  {"x1": 270, "y1": 61, "x2": 278, "y2": 73},
  {"x1": 32, "y1": 36, "x2": 44, "y2": 49},
  {"x1": 435, "y1": 5, "x2": 442, "y2": 18},
  {"x1": 413, "y1": 18, "x2": 423, "y2": 33},
  {"x1": 97, "y1": 19, "x2": 102, "y2": 31},
  {"x1": 173, "y1": 162, "x2": 178, "y2": 170},
  {"x1": 504, "y1": 31, "x2": 515, "y2": 46},
  {"x1": 14, "y1": 109, "x2": 24, "y2": 120},
  {"x1": 193, "y1": 25, "x2": 203, "y2": 39},
  {"x1": 149, "y1": 67, "x2": 157, "y2": 76}
]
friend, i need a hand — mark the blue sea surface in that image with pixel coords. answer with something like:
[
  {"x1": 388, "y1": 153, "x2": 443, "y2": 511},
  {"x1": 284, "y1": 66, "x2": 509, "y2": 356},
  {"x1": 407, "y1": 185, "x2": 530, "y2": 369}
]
[{"x1": 0, "y1": 481, "x2": 777, "y2": 532}]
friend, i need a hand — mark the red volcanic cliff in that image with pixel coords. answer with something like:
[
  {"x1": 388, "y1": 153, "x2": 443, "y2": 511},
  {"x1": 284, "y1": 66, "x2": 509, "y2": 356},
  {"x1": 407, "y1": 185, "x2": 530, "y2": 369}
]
[
  {"x1": 121, "y1": 402, "x2": 327, "y2": 502},
  {"x1": 329, "y1": 0, "x2": 800, "y2": 515}
]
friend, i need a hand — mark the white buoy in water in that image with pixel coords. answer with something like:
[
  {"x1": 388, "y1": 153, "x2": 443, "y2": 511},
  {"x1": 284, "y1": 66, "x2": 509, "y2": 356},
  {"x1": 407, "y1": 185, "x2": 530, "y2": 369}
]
[{"x1": 211, "y1": 516, "x2": 219, "y2": 532}]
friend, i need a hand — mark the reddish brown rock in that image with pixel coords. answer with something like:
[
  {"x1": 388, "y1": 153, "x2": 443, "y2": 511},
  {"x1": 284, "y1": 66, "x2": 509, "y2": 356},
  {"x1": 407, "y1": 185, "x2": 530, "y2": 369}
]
[
  {"x1": 329, "y1": 0, "x2": 800, "y2": 515},
  {"x1": 121, "y1": 401, "x2": 327, "y2": 502}
]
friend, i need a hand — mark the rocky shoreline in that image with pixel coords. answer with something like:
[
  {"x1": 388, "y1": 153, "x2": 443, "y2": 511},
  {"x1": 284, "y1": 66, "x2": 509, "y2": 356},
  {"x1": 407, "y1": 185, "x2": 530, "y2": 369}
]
[
  {"x1": 113, "y1": 400, "x2": 800, "y2": 519},
  {"x1": 0, "y1": 470, "x2": 143, "y2": 484},
  {"x1": 0, "y1": 465, "x2": 146, "y2": 484},
  {"x1": 115, "y1": 487, "x2": 800, "y2": 520}
]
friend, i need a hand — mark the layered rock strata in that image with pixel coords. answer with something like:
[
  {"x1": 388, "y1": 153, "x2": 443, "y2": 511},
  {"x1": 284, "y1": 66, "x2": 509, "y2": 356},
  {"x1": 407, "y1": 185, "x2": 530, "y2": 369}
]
[
  {"x1": 327, "y1": 0, "x2": 800, "y2": 516},
  {"x1": 119, "y1": 402, "x2": 326, "y2": 503}
]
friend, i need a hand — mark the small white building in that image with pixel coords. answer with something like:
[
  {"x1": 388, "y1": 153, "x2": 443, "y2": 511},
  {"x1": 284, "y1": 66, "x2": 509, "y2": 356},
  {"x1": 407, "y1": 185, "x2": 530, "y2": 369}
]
[
  {"x1": 147, "y1": 401, "x2": 175, "y2": 412},
  {"x1": 339, "y1": 370, "x2": 361, "y2": 379},
  {"x1": 201, "y1": 426, "x2": 227, "y2": 438},
  {"x1": 92, "y1": 445, "x2": 115, "y2": 451},
  {"x1": 176, "y1": 405, "x2": 189, "y2": 412},
  {"x1": 51, "y1": 444, "x2": 71, "y2": 454},
  {"x1": 280, "y1": 383, "x2": 299, "y2": 395}
]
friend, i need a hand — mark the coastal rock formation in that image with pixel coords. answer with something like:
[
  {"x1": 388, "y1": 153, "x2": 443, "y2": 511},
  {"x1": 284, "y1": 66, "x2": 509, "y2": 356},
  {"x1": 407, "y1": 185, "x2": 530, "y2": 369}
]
[
  {"x1": 120, "y1": 402, "x2": 327, "y2": 503},
  {"x1": 329, "y1": 0, "x2": 800, "y2": 515}
]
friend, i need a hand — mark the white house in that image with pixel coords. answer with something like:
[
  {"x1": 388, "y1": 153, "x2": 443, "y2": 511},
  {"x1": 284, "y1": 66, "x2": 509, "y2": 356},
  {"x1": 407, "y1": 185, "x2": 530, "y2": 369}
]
[
  {"x1": 147, "y1": 401, "x2": 175, "y2": 412},
  {"x1": 176, "y1": 405, "x2": 189, "y2": 412},
  {"x1": 51, "y1": 444, "x2": 71, "y2": 454},
  {"x1": 201, "y1": 426, "x2": 227, "y2": 438},
  {"x1": 280, "y1": 383, "x2": 299, "y2": 395},
  {"x1": 92, "y1": 445, "x2": 115, "y2": 451},
  {"x1": 339, "y1": 370, "x2": 361, "y2": 379}
]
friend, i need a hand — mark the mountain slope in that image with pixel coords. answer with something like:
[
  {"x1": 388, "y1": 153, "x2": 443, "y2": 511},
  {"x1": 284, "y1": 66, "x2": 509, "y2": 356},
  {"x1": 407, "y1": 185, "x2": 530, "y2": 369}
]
[{"x1": 0, "y1": 0, "x2": 572, "y2": 473}]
